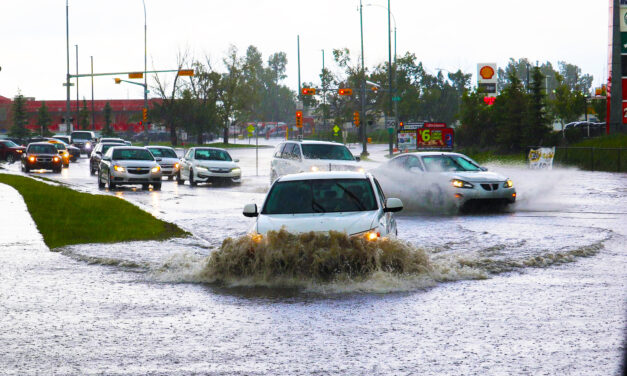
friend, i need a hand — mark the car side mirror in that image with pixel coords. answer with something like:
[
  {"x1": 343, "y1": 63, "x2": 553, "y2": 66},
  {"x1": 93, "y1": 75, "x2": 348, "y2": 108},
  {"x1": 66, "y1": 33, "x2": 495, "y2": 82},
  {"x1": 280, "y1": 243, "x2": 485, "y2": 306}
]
[
  {"x1": 103, "y1": 156, "x2": 111, "y2": 161},
  {"x1": 355, "y1": 156, "x2": 361, "y2": 162},
  {"x1": 383, "y1": 198, "x2": 403, "y2": 213},
  {"x1": 156, "y1": 158, "x2": 162, "y2": 162},
  {"x1": 234, "y1": 159, "x2": 240, "y2": 163},
  {"x1": 243, "y1": 203, "x2": 258, "y2": 217}
]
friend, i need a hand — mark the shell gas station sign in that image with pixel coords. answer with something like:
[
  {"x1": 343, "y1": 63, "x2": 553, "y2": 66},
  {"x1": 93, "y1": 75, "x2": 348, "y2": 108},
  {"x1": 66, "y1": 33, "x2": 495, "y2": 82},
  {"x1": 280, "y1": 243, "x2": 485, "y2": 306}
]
[{"x1": 477, "y1": 63, "x2": 497, "y2": 102}]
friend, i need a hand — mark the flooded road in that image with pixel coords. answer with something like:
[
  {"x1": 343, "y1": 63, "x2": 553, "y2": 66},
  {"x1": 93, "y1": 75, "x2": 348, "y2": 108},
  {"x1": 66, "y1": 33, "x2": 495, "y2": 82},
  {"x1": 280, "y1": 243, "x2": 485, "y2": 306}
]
[{"x1": 1, "y1": 142, "x2": 626, "y2": 375}]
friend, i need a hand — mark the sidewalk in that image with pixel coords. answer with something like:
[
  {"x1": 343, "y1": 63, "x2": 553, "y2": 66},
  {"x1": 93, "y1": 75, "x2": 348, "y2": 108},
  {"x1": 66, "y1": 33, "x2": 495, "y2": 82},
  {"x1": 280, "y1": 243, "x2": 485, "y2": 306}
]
[{"x1": 0, "y1": 182, "x2": 46, "y2": 250}]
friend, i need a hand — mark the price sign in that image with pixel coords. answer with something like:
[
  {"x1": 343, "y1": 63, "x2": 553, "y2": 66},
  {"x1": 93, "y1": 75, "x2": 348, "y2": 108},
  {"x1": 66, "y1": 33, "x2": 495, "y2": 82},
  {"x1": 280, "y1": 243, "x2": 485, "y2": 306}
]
[{"x1": 417, "y1": 128, "x2": 454, "y2": 150}]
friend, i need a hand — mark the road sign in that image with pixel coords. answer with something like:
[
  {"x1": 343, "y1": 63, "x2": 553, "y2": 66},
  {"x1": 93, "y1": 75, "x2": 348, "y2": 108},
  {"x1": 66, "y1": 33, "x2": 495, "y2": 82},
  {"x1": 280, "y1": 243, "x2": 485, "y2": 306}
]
[
  {"x1": 247, "y1": 124, "x2": 255, "y2": 134},
  {"x1": 128, "y1": 72, "x2": 143, "y2": 79},
  {"x1": 392, "y1": 96, "x2": 401, "y2": 102},
  {"x1": 62, "y1": 82, "x2": 75, "y2": 86},
  {"x1": 333, "y1": 125, "x2": 340, "y2": 135}
]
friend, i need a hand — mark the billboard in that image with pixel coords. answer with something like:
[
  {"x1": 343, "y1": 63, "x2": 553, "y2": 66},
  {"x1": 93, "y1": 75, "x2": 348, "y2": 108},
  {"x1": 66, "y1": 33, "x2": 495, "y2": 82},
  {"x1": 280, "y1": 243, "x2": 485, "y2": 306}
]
[{"x1": 477, "y1": 63, "x2": 497, "y2": 97}]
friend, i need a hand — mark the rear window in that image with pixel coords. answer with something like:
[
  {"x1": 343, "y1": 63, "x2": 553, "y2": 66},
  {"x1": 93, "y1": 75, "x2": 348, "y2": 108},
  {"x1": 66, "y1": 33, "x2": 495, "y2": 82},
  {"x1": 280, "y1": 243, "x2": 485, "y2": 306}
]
[
  {"x1": 51, "y1": 143, "x2": 66, "y2": 150},
  {"x1": 71, "y1": 132, "x2": 94, "y2": 140},
  {"x1": 112, "y1": 148, "x2": 154, "y2": 161},
  {"x1": 262, "y1": 178, "x2": 377, "y2": 214},
  {"x1": 28, "y1": 144, "x2": 57, "y2": 154},
  {"x1": 301, "y1": 144, "x2": 354, "y2": 161}
]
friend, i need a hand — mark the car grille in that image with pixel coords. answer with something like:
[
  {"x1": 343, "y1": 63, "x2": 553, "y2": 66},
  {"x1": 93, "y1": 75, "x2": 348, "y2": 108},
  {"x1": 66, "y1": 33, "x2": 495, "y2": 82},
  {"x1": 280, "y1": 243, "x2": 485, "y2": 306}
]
[
  {"x1": 36, "y1": 157, "x2": 53, "y2": 162},
  {"x1": 128, "y1": 167, "x2": 150, "y2": 175},
  {"x1": 160, "y1": 164, "x2": 174, "y2": 169},
  {"x1": 480, "y1": 183, "x2": 500, "y2": 191},
  {"x1": 209, "y1": 168, "x2": 231, "y2": 173}
]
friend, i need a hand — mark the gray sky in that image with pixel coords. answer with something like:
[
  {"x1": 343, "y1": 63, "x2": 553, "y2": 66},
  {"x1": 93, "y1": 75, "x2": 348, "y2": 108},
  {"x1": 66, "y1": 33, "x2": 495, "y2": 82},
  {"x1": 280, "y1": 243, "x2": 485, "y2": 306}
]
[{"x1": 1, "y1": 0, "x2": 607, "y2": 101}]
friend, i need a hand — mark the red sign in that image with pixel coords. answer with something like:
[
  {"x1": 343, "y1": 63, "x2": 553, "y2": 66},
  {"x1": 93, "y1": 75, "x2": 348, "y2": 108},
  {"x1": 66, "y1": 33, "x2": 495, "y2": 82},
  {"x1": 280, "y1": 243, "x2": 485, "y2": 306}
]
[
  {"x1": 423, "y1": 122, "x2": 447, "y2": 128},
  {"x1": 483, "y1": 96, "x2": 496, "y2": 105},
  {"x1": 417, "y1": 128, "x2": 454, "y2": 150},
  {"x1": 622, "y1": 102, "x2": 627, "y2": 124}
]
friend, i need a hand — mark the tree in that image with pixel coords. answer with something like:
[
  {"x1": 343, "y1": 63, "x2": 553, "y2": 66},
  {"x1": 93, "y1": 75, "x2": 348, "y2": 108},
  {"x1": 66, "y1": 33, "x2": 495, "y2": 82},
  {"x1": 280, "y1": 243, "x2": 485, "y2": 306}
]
[
  {"x1": 10, "y1": 92, "x2": 29, "y2": 139},
  {"x1": 152, "y1": 51, "x2": 189, "y2": 145},
  {"x1": 523, "y1": 67, "x2": 551, "y2": 147},
  {"x1": 36, "y1": 101, "x2": 52, "y2": 136},
  {"x1": 217, "y1": 45, "x2": 243, "y2": 143},
  {"x1": 102, "y1": 102, "x2": 114, "y2": 136},
  {"x1": 79, "y1": 99, "x2": 90, "y2": 130},
  {"x1": 493, "y1": 72, "x2": 527, "y2": 152},
  {"x1": 551, "y1": 73, "x2": 585, "y2": 132}
]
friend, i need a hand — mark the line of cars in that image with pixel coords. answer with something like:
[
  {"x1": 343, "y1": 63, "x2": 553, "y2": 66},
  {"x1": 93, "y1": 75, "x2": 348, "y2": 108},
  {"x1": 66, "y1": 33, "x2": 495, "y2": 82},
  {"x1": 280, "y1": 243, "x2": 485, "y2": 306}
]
[{"x1": 241, "y1": 140, "x2": 517, "y2": 241}]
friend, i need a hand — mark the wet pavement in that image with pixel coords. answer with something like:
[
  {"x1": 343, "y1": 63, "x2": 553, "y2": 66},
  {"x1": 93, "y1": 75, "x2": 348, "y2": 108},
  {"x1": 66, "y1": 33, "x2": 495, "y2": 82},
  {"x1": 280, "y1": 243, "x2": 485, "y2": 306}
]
[{"x1": 0, "y1": 141, "x2": 626, "y2": 375}]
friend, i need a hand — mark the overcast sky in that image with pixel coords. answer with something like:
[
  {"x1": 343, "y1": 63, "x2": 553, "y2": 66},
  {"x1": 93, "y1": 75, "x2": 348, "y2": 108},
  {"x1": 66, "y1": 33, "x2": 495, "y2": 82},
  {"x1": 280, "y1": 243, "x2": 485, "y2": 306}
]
[{"x1": 1, "y1": 0, "x2": 608, "y2": 101}]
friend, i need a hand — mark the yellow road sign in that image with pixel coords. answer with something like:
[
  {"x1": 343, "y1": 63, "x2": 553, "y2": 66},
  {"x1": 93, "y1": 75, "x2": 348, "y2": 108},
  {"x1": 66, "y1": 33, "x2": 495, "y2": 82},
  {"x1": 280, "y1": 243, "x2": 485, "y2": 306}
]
[{"x1": 128, "y1": 72, "x2": 143, "y2": 79}]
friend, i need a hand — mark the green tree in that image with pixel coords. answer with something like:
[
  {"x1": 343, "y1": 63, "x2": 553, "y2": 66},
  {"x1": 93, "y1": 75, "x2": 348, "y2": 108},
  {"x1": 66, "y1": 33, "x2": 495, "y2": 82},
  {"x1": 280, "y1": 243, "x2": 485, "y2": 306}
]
[
  {"x1": 493, "y1": 72, "x2": 527, "y2": 152},
  {"x1": 79, "y1": 99, "x2": 90, "y2": 130},
  {"x1": 36, "y1": 101, "x2": 52, "y2": 137},
  {"x1": 102, "y1": 102, "x2": 114, "y2": 136},
  {"x1": 551, "y1": 73, "x2": 585, "y2": 132},
  {"x1": 218, "y1": 45, "x2": 244, "y2": 143},
  {"x1": 457, "y1": 89, "x2": 496, "y2": 148},
  {"x1": 10, "y1": 92, "x2": 29, "y2": 139},
  {"x1": 523, "y1": 67, "x2": 551, "y2": 147}
]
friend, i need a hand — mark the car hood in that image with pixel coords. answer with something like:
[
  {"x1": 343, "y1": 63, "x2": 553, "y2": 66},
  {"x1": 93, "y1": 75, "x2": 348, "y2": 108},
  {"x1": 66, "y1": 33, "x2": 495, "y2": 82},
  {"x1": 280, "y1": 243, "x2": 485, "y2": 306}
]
[
  {"x1": 112, "y1": 160, "x2": 158, "y2": 167},
  {"x1": 156, "y1": 157, "x2": 180, "y2": 164},
  {"x1": 301, "y1": 159, "x2": 361, "y2": 172},
  {"x1": 441, "y1": 170, "x2": 507, "y2": 182},
  {"x1": 194, "y1": 160, "x2": 238, "y2": 169},
  {"x1": 256, "y1": 210, "x2": 378, "y2": 236}
]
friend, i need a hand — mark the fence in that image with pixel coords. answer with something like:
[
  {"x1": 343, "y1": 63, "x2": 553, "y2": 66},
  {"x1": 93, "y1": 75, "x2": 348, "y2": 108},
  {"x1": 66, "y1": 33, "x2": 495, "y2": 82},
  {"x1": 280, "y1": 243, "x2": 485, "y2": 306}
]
[{"x1": 553, "y1": 147, "x2": 626, "y2": 172}]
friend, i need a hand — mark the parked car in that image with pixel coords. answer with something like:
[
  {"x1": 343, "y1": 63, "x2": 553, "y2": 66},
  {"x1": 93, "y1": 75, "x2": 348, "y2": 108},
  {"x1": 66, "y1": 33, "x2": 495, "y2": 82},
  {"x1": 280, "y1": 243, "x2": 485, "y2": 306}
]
[
  {"x1": 46, "y1": 140, "x2": 71, "y2": 168},
  {"x1": 21, "y1": 142, "x2": 63, "y2": 173},
  {"x1": 242, "y1": 171, "x2": 403, "y2": 239},
  {"x1": 0, "y1": 139, "x2": 26, "y2": 164},
  {"x1": 90, "y1": 142, "x2": 127, "y2": 175},
  {"x1": 177, "y1": 147, "x2": 241, "y2": 186},
  {"x1": 270, "y1": 140, "x2": 363, "y2": 183},
  {"x1": 145, "y1": 145, "x2": 180, "y2": 180},
  {"x1": 70, "y1": 130, "x2": 97, "y2": 155},
  {"x1": 378, "y1": 152, "x2": 516, "y2": 208},
  {"x1": 97, "y1": 146, "x2": 162, "y2": 190}
]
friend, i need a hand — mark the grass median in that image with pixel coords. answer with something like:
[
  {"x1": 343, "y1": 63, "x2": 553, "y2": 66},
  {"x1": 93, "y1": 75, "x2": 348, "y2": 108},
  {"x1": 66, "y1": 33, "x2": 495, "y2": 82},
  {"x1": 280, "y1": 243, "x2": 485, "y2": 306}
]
[{"x1": 0, "y1": 174, "x2": 189, "y2": 249}]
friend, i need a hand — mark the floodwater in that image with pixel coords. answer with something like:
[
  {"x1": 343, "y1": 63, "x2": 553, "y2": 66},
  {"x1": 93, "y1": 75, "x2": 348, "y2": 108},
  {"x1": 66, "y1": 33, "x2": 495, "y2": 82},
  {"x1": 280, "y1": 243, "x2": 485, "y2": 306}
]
[{"x1": 0, "y1": 142, "x2": 625, "y2": 375}]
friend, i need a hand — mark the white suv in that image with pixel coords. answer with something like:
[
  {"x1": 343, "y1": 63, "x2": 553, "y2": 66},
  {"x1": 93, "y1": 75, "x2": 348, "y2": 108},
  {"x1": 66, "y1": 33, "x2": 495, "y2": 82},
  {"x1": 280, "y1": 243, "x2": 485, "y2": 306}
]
[{"x1": 269, "y1": 140, "x2": 363, "y2": 183}]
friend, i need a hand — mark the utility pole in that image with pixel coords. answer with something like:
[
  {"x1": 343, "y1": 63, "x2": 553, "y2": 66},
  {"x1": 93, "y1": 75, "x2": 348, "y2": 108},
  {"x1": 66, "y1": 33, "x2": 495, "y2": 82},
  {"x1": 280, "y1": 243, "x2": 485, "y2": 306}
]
[
  {"x1": 359, "y1": 0, "x2": 367, "y2": 156},
  {"x1": 91, "y1": 56, "x2": 95, "y2": 130},
  {"x1": 143, "y1": 0, "x2": 148, "y2": 128},
  {"x1": 387, "y1": 0, "x2": 393, "y2": 156},
  {"x1": 297, "y1": 35, "x2": 302, "y2": 139},
  {"x1": 75, "y1": 44, "x2": 79, "y2": 129},
  {"x1": 65, "y1": 0, "x2": 71, "y2": 135}
]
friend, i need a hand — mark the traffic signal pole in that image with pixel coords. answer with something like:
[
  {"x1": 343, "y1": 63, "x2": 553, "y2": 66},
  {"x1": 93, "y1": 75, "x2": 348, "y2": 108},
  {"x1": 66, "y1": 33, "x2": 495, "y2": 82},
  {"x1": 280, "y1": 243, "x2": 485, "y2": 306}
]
[
  {"x1": 359, "y1": 0, "x2": 368, "y2": 156},
  {"x1": 387, "y1": 0, "x2": 393, "y2": 157}
]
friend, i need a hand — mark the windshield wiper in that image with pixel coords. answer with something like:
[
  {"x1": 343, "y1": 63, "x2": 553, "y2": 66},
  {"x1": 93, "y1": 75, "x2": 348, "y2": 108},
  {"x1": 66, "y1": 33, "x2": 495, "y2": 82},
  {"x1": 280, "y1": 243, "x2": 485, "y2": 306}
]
[{"x1": 335, "y1": 183, "x2": 366, "y2": 211}]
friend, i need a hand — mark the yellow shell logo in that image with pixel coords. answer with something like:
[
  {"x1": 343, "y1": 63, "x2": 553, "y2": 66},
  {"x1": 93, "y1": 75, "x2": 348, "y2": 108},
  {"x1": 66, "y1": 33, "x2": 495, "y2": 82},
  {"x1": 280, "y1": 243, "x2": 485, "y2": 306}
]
[{"x1": 480, "y1": 66, "x2": 495, "y2": 80}]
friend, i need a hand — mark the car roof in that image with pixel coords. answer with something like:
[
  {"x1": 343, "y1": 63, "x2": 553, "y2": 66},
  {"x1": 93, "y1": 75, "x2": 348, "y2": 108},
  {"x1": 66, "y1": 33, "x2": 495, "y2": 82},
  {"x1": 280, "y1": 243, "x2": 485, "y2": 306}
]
[
  {"x1": 278, "y1": 171, "x2": 371, "y2": 182},
  {"x1": 283, "y1": 140, "x2": 345, "y2": 146},
  {"x1": 109, "y1": 146, "x2": 147, "y2": 151},
  {"x1": 398, "y1": 151, "x2": 467, "y2": 158},
  {"x1": 192, "y1": 146, "x2": 228, "y2": 152},
  {"x1": 28, "y1": 142, "x2": 57, "y2": 146},
  {"x1": 145, "y1": 145, "x2": 175, "y2": 149}
]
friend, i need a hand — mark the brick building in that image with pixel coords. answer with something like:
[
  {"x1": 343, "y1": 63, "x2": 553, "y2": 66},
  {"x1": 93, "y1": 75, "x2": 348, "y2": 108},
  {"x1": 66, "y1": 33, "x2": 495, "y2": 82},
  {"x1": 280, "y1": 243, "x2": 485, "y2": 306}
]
[{"x1": 0, "y1": 95, "x2": 161, "y2": 134}]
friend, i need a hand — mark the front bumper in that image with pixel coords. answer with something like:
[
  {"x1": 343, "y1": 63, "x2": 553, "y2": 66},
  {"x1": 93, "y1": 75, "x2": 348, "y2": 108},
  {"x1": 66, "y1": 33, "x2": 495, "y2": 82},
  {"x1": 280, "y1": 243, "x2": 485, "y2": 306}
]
[
  {"x1": 111, "y1": 170, "x2": 162, "y2": 184},
  {"x1": 24, "y1": 159, "x2": 62, "y2": 170},
  {"x1": 195, "y1": 168, "x2": 241, "y2": 182},
  {"x1": 453, "y1": 183, "x2": 516, "y2": 205},
  {"x1": 73, "y1": 142, "x2": 93, "y2": 154}
]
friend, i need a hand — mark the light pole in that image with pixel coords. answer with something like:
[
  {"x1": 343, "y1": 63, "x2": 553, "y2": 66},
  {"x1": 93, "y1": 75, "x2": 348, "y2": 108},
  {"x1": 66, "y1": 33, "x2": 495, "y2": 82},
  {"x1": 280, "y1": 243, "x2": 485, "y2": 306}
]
[
  {"x1": 75, "y1": 44, "x2": 79, "y2": 129},
  {"x1": 65, "y1": 0, "x2": 71, "y2": 134},
  {"x1": 142, "y1": 0, "x2": 148, "y2": 121},
  {"x1": 359, "y1": 0, "x2": 367, "y2": 156}
]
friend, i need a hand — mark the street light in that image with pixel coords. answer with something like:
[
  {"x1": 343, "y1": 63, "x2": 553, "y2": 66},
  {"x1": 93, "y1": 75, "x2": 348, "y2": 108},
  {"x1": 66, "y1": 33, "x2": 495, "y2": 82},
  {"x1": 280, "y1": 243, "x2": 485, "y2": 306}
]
[{"x1": 142, "y1": 0, "x2": 148, "y2": 117}]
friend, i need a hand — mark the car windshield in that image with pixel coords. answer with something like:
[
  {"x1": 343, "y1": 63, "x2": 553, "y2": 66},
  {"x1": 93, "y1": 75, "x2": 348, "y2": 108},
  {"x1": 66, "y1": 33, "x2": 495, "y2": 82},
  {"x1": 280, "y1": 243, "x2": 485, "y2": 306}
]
[
  {"x1": 195, "y1": 149, "x2": 232, "y2": 161},
  {"x1": 28, "y1": 144, "x2": 57, "y2": 154},
  {"x1": 148, "y1": 148, "x2": 178, "y2": 158},
  {"x1": 112, "y1": 149, "x2": 154, "y2": 161},
  {"x1": 2, "y1": 140, "x2": 19, "y2": 147},
  {"x1": 71, "y1": 132, "x2": 92, "y2": 140},
  {"x1": 262, "y1": 178, "x2": 377, "y2": 214},
  {"x1": 421, "y1": 155, "x2": 482, "y2": 172},
  {"x1": 101, "y1": 144, "x2": 120, "y2": 154},
  {"x1": 54, "y1": 137, "x2": 70, "y2": 143},
  {"x1": 301, "y1": 144, "x2": 355, "y2": 161}
]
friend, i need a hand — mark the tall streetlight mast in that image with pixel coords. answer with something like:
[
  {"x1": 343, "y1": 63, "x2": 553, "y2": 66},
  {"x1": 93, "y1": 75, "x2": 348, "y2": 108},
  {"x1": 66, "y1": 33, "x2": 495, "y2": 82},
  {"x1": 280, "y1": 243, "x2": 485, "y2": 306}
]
[
  {"x1": 359, "y1": 0, "x2": 367, "y2": 156},
  {"x1": 65, "y1": 0, "x2": 71, "y2": 134},
  {"x1": 143, "y1": 0, "x2": 148, "y2": 128}
]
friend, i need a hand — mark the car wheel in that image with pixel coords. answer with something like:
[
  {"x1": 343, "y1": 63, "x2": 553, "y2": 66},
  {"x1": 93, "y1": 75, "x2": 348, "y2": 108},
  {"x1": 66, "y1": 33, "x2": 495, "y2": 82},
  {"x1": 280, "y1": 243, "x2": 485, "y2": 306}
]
[
  {"x1": 142, "y1": 184, "x2": 149, "y2": 190},
  {"x1": 168, "y1": 175, "x2": 174, "y2": 181},
  {"x1": 176, "y1": 171, "x2": 184, "y2": 185},
  {"x1": 153, "y1": 183, "x2": 161, "y2": 191},
  {"x1": 107, "y1": 174, "x2": 116, "y2": 190},
  {"x1": 6, "y1": 154, "x2": 15, "y2": 164},
  {"x1": 90, "y1": 166, "x2": 96, "y2": 175},
  {"x1": 54, "y1": 167, "x2": 62, "y2": 173},
  {"x1": 23, "y1": 164, "x2": 29, "y2": 173},
  {"x1": 189, "y1": 169, "x2": 196, "y2": 187}
]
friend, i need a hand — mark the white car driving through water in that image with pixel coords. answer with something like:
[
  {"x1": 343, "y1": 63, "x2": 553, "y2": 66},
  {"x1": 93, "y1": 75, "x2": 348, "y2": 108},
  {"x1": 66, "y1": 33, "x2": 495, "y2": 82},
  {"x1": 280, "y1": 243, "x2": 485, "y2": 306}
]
[
  {"x1": 270, "y1": 140, "x2": 363, "y2": 183},
  {"x1": 380, "y1": 152, "x2": 516, "y2": 208},
  {"x1": 243, "y1": 171, "x2": 403, "y2": 240},
  {"x1": 177, "y1": 147, "x2": 241, "y2": 186}
]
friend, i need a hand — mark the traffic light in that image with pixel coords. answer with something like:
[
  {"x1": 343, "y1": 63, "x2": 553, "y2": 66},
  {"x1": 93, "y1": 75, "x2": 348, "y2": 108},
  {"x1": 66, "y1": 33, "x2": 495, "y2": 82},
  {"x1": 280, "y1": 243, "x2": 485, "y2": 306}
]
[
  {"x1": 353, "y1": 111, "x2": 360, "y2": 127},
  {"x1": 142, "y1": 108, "x2": 148, "y2": 121},
  {"x1": 338, "y1": 88, "x2": 353, "y2": 96},
  {"x1": 399, "y1": 121, "x2": 404, "y2": 129},
  {"x1": 301, "y1": 88, "x2": 316, "y2": 95},
  {"x1": 295, "y1": 110, "x2": 303, "y2": 128},
  {"x1": 114, "y1": 78, "x2": 121, "y2": 84},
  {"x1": 371, "y1": 86, "x2": 379, "y2": 93}
]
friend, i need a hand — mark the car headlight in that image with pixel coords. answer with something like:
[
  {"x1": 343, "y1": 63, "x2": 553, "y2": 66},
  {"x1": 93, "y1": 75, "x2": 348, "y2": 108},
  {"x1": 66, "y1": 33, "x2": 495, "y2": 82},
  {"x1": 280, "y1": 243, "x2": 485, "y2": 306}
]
[
  {"x1": 28, "y1": 156, "x2": 36, "y2": 162},
  {"x1": 310, "y1": 166, "x2": 319, "y2": 172},
  {"x1": 365, "y1": 230, "x2": 380, "y2": 241},
  {"x1": 251, "y1": 233, "x2": 263, "y2": 244},
  {"x1": 503, "y1": 179, "x2": 514, "y2": 188},
  {"x1": 196, "y1": 166, "x2": 209, "y2": 172},
  {"x1": 85, "y1": 142, "x2": 92, "y2": 149},
  {"x1": 174, "y1": 162, "x2": 180, "y2": 169},
  {"x1": 151, "y1": 165, "x2": 161, "y2": 173},
  {"x1": 53, "y1": 156, "x2": 60, "y2": 162},
  {"x1": 451, "y1": 179, "x2": 474, "y2": 189},
  {"x1": 357, "y1": 167, "x2": 365, "y2": 173},
  {"x1": 231, "y1": 167, "x2": 241, "y2": 173},
  {"x1": 113, "y1": 165, "x2": 125, "y2": 172},
  {"x1": 16, "y1": 150, "x2": 23, "y2": 154}
]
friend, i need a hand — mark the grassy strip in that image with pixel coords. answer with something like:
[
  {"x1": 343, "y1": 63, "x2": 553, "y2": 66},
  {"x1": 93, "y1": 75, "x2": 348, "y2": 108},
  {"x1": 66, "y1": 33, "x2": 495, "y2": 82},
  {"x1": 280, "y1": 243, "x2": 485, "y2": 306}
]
[
  {"x1": 0, "y1": 174, "x2": 188, "y2": 249},
  {"x1": 455, "y1": 149, "x2": 525, "y2": 165},
  {"x1": 556, "y1": 134, "x2": 627, "y2": 172},
  {"x1": 145, "y1": 141, "x2": 272, "y2": 149},
  {"x1": 572, "y1": 133, "x2": 627, "y2": 148}
]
